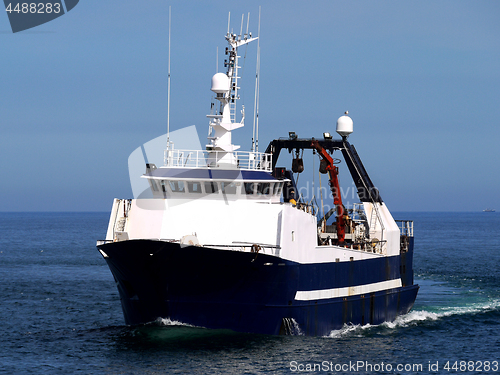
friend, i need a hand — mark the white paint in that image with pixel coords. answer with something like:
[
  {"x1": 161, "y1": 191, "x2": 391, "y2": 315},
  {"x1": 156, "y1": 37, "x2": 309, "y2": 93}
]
[
  {"x1": 363, "y1": 202, "x2": 400, "y2": 256},
  {"x1": 294, "y1": 278, "x2": 403, "y2": 301},
  {"x1": 336, "y1": 113, "x2": 353, "y2": 137},
  {"x1": 211, "y1": 73, "x2": 230, "y2": 94},
  {"x1": 105, "y1": 196, "x2": 400, "y2": 265}
]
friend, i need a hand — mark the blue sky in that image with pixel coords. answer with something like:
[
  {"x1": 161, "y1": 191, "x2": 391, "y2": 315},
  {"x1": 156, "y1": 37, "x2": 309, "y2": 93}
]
[{"x1": 1, "y1": 1, "x2": 499, "y2": 212}]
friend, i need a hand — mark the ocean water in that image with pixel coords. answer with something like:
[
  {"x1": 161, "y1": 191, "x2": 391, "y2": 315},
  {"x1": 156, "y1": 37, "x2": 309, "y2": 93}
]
[{"x1": 0, "y1": 212, "x2": 499, "y2": 374}]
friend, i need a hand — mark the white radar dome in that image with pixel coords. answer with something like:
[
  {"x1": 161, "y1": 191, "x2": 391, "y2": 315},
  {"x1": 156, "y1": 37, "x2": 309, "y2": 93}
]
[
  {"x1": 211, "y1": 73, "x2": 230, "y2": 94},
  {"x1": 336, "y1": 112, "x2": 353, "y2": 138}
]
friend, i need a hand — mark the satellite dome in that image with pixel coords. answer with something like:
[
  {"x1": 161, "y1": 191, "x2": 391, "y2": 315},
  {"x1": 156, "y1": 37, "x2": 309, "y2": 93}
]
[
  {"x1": 211, "y1": 73, "x2": 230, "y2": 94},
  {"x1": 336, "y1": 111, "x2": 353, "y2": 138}
]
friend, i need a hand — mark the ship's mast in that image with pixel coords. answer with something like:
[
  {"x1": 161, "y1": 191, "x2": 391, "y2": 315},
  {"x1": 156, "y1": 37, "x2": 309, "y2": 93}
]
[{"x1": 206, "y1": 14, "x2": 258, "y2": 167}]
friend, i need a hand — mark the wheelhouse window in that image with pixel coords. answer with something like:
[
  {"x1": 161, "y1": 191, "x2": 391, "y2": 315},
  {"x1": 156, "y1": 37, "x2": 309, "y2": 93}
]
[
  {"x1": 169, "y1": 181, "x2": 185, "y2": 193},
  {"x1": 243, "y1": 182, "x2": 281, "y2": 196},
  {"x1": 257, "y1": 182, "x2": 271, "y2": 195},
  {"x1": 274, "y1": 181, "x2": 284, "y2": 196},
  {"x1": 155, "y1": 178, "x2": 283, "y2": 198},
  {"x1": 187, "y1": 181, "x2": 202, "y2": 193},
  {"x1": 148, "y1": 179, "x2": 159, "y2": 192},
  {"x1": 221, "y1": 181, "x2": 237, "y2": 194},
  {"x1": 204, "y1": 181, "x2": 219, "y2": 194},
  {"x1": 243, "y1": 182, "x2": 256, "y2": 195}
]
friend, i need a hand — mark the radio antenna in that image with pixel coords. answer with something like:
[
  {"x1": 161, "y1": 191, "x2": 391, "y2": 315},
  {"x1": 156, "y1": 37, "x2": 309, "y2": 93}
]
[
  {"x1": 240, "y1": 13, "x2": 244, "y2": 37},
  {"x1": 246, "y1": 12, "x2": 250, "y2": 36},
  {"x1": 166, "y1": 6, "x2": 172, "y2": 149},
  {"x1": 252, "y1": 6, "x2": 261, "y2": 152}
]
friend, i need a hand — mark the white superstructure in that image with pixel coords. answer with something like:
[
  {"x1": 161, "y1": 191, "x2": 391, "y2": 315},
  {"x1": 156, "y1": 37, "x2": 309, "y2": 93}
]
[{"x1": 100, "y1": 20, "x2": 405, "y2": 266}]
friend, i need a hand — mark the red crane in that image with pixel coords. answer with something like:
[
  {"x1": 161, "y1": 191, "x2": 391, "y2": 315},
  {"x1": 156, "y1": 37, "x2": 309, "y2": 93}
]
[{"x1": 311, "y1": 140, "x2": 345, "y2": 243}]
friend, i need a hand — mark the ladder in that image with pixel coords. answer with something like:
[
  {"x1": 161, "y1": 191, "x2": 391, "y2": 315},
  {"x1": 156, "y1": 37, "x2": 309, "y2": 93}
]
[{"x1": 369, "y1": 203, "x2": 385, "y2": 240}]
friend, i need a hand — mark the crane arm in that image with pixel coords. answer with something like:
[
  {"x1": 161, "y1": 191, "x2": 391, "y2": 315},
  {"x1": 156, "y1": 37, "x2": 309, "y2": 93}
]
[{"x1": 311, "y1": 140, "x2": 345, "y2": 243}]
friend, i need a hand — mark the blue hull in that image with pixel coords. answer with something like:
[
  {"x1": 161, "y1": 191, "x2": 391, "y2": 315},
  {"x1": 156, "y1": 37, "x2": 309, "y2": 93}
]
[{"x1": 97, "y1": 240, "x2": 418, "y2": 336}]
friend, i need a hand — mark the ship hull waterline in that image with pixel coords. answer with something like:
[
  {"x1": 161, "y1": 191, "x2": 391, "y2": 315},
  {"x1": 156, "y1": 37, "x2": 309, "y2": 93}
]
[{"x1": 97, "y1": 240, "x2": 419, "y2": 336}]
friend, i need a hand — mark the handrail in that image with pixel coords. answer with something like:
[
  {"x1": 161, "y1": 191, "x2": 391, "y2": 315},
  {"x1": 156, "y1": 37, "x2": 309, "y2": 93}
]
[
  {"x1": 164, "y1": 149, "x2": 272, "y2": 171},
  {"x1": 395, "y1": 220, "x2": 414, "y2": 237}
]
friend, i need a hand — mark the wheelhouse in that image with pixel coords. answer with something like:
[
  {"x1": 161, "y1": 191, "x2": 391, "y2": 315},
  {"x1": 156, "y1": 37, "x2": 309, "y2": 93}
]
[{"x1": 142, "y1": 164, "x2": 285, "y2": 202}]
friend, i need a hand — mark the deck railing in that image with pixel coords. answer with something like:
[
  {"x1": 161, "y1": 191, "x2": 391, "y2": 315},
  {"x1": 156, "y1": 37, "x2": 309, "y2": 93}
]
[
  {"x1": 164, "y1": 149, "x2": 272, "y2": 171},
  {"x1": 396, "y1": 220, "x2": 414, "y2": 237}
]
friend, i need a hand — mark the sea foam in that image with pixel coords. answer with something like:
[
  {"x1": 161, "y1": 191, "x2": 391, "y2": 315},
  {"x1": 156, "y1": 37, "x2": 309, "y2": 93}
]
[{"x1": 325, "y1": 298, "x2": 500, "y2": 337}]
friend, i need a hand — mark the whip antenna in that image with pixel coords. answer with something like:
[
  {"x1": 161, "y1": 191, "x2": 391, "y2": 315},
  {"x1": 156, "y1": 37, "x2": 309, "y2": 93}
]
[
  {"x1": 166, "y1": 6, "x2": 172, "y2": 148},
  {"x1": 252, "y1": 6, "x2": 261, "y2": 152}
]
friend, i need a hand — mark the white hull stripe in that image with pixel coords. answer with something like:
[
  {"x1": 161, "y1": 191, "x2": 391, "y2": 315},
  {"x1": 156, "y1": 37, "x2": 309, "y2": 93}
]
[{"x1": 294, "y1": 279, "x2": 403, "y2": 301}]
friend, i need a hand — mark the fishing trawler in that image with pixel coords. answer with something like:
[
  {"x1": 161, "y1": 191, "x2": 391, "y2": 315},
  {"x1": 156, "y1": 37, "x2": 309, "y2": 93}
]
[{"x1": 96, "y1": 22, "x2": 418, "y2": 336}]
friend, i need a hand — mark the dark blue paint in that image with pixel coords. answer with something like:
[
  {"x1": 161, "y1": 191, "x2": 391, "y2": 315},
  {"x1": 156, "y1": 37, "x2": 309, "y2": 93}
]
[{"x1": 98, "y1": 240, "x2": 418, "y2": 336}]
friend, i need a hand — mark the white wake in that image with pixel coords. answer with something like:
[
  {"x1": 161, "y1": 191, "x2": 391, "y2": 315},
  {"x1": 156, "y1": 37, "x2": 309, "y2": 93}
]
[{"x1": 326, "y1": 298, "x2": 500, "y2": 337}]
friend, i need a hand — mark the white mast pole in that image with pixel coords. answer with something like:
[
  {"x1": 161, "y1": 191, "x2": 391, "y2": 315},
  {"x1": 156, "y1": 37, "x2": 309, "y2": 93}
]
[
  {"x1": 246, "y1": 12, "x2": 250, "y2": 37},
  {"x1": 252, "y1": 6, "x2": 261, "y2": 152},
  {"x1": 166, "y1": 6, "x2": 172, "y2": 148},
  {"x1": 240, "y1": 14, "x2": 244, "y2": 38},
  {"x1": 255, "y1": 7, "x2": 261, "y2": 152}
]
